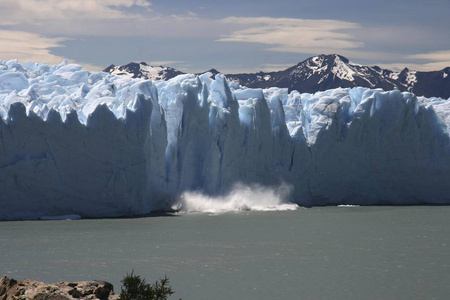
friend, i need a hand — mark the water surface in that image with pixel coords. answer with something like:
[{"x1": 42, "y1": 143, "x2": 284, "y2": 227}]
[{"x1": 1, "y1": 206, "x2": 449, "y2": 299}]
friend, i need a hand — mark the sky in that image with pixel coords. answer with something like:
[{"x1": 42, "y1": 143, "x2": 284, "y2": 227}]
[{"x1": 0, "y1": 0, "x2": 449, "y2": 73}]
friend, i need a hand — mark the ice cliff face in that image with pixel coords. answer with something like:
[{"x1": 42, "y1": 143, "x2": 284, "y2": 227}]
[{"x1": 1, "y1": 60, "x2": 450, "y2": 220}]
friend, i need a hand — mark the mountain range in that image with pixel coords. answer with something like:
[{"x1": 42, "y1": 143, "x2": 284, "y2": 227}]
[{"x1": 104, "y1": 54, "x2": 450, "y2": 98}]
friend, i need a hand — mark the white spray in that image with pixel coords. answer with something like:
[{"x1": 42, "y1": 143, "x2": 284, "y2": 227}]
[{"x1": 172, "y1": 182, "x2": 298, "y2": 213}]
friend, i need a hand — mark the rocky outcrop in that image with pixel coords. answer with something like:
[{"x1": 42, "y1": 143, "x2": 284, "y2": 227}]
[{"x1": 0, "y1": 276, "x2": 119, "y2": 300}]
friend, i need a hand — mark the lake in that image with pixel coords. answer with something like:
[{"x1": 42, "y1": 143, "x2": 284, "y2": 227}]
[{"x1": 1, "y1": 206, "x2": 450, "y2": 299}]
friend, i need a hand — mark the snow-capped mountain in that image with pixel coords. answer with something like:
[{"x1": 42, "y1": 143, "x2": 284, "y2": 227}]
[
  {"x1": 227, "y1": 54, "x2": 401, "y2": 91},
  {"x1": 226, "y1": 54, "x2": 450, "y2": 98},
  {"x1": 104, "y1": 61, "x2": 184, "y2": 80},
  {"x1": 105, "y1": 54, "x2": 450, "y2": 98}
]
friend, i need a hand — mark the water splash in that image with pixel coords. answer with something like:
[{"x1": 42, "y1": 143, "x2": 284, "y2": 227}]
[{"x1": 172, "y1": 183, "x2": 298, "y2": 213}]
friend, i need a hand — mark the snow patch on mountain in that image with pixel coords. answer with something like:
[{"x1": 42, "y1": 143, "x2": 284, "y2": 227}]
[
  {"x1": 105, "y1": 62, "x2": 184, "y2": 81},
  {"x1": 388, "y1": 71, "x2": 400, "y2": 80},
  {"x1": 331, "y1": 55, "x2": 356, "y2": 81},
  {"x1": 406, "y1": 70, "x2": 417, "y2": 87}
]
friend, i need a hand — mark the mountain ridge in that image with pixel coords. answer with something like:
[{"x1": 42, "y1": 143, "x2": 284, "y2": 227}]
[{"x1": 104, "y1": 54, "x2": 450, "y2": 98}]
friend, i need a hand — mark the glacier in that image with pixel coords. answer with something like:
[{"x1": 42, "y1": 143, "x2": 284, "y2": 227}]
[{"x1": 1, "y1": 59, "x2": 450, "y2": 220}]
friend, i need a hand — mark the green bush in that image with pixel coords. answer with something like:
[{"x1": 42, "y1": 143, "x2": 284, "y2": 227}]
[{"x1": 120, "y1": 270, "x2": 174, "y2": 300}]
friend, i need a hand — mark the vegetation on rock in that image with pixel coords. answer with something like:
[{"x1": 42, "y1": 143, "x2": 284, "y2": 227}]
[{"x1": 120, "y1": 271, "x2": 174, "y2": 300}]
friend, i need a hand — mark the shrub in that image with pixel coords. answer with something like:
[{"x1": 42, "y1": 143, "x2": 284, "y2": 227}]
[{"x1": 120, "y1": 270, "x2": 174, "y2": 300}]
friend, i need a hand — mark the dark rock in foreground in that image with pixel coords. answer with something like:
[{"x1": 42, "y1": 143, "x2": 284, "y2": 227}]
[{"x1": 0, "y1": 276, "x2": 118, "y2": 300}]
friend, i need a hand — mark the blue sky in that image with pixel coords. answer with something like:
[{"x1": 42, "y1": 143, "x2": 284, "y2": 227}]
[{"x1": 0, "y1": 0, "x2": 449, "y2": 73}]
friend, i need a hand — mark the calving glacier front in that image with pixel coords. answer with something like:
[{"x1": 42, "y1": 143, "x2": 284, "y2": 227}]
[{"x1": 1, "y1": 60, "x2": 450, "y2": 220}]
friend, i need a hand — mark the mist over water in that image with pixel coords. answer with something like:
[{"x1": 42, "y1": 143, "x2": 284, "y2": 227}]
[{"x1": 172, "y1": 183, "x2": 298, "y2": 213}]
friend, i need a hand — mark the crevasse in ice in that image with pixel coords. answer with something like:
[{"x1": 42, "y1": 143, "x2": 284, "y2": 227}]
[{"x1": 1, "y1": 60, "x2": 450, "y2": 220}]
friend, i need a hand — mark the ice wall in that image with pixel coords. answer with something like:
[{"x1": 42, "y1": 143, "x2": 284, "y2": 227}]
[{"x1": 1, "y1": 60, "x2": 450, "y2": 220}]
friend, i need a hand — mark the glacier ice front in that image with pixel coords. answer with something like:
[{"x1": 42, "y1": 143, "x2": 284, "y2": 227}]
[{"x1": 1, "y1": 60, "x2": 450, "y2": 220}]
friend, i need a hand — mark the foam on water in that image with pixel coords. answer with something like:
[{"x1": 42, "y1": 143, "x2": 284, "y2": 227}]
[
  {"x1": 172, "y1": 183, "x2": 298, "y2": 213},
  {"x1": 40, "y1": 214, "x2": 82, "y2": 220}
]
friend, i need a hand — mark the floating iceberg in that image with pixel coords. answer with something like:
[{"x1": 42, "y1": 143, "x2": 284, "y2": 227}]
[{"x1": 1, "y1": 60, "x2": 450, "y2": 220}]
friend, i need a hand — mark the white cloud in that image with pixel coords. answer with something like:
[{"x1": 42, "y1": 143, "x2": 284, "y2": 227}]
[
  {"x1": 408, "y1": 50, "x2": 450, "y2": 61},
  {"x1": 0, "y1": 30, "x2": 66, "y2": 64},
  {"x1": 378, "y1": 62, "x2": 450, "y2": 72},
  {"x1": 217, "y1": 17, "x2": 363, "y2": 54},
  {"x1": 253, "y1": 63, "x2": 294, "y2": 73},
  {"x1": 0, "y1": 0, "x2": 152, "y2": 25},
  {"x1": 0, "y1": 30, "x2": 102, "y2": 70},
  {"x1": 0, "y1": 3, "x2": 220, "y2": 38},
  {"x1": 149, "y1": 60, "x2": 184, "y2": 66},
  {"x1": 170, "y1": 11, "x2": 198, "y2": 22},
  {"x1": 80, "y1": 63, "x2": 104, "y2": 72},
  {"x1": 371, "y1": 50, "x2": 450, "y2": 71},
  {"x1": 402, "y1": 50, "x2": 450, "y2": 70}
]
